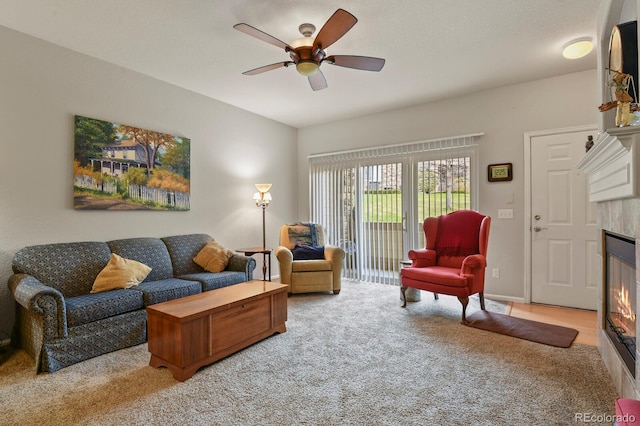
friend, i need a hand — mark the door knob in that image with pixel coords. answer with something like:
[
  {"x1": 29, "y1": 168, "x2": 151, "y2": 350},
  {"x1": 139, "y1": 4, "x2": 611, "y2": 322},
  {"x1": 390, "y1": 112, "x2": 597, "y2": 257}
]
[{"x1": 533, "y1": 226, "x2": 547, "y2": 232}]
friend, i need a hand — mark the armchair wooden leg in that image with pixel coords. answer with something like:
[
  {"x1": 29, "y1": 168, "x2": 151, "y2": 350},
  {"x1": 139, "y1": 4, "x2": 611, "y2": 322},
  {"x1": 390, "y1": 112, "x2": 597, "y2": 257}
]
[
  {"x1": 479, "y1": 291, "x2": 485, "y2": 310},
  {"x1": 333, "y1": 289, "x2": 340, "y2": 295},
  {"x1": 401, "y1": 286, "x2": 408, "y2": 308},
  {"x1": 433, "y1": 293, "x2": 439, "y2": 300},
  {"x1": 458, "y1": 296, "x2": 469, "y2": 325}
]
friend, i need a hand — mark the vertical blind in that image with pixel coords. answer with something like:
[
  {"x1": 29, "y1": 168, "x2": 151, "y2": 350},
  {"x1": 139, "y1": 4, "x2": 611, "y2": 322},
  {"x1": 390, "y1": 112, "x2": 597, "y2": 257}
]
[{"x1": 309, "y1": 133, "x2": 482, "y2": 285}]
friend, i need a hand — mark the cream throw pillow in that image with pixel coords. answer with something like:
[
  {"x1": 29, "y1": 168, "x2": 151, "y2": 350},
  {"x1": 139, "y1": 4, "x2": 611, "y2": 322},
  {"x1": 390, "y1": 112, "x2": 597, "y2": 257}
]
[
  {"x1": 91, "y1": 253, "x2": 152, "y2": 293},
  {"x1": 193, "y1": 240, "x2": 234, "y2": 273}
]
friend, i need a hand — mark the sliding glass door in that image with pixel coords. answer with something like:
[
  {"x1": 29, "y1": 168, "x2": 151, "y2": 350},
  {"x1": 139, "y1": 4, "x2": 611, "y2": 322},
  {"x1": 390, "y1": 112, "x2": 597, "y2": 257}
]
[
  {"x1": 358, "y1": 161, "x2": 405, "y2": 283},
  {"x1": 309, "y1": 135, "x2": 479, "y2": 285}
]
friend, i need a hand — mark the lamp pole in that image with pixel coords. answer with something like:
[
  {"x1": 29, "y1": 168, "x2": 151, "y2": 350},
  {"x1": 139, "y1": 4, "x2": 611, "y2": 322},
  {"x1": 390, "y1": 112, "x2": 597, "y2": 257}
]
[{"x1": 262, "y1": 203, "x2": 266, "y2": 249}]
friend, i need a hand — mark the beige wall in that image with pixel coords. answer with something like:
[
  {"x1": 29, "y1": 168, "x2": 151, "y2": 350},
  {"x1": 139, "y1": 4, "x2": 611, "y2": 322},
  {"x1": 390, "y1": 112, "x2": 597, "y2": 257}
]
[
  {"x1": 0, "y1": 26, "x2": 298, "y2": 336},
  {"x1": 0, "y1": 23, "x2": 602, "y2": 337},
  {"x1": 297, "y1": 69, "x2": 599, "y2": 300}
]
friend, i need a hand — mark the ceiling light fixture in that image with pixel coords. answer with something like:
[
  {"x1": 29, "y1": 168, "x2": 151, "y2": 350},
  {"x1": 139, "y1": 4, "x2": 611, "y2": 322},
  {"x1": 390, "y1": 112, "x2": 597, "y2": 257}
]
[
  {"x1": 290, "y1": 24, "x2": 320, "y2": 76},
  {"x1": 562, "y1": 37, "x2": 593, "y2": 59}
]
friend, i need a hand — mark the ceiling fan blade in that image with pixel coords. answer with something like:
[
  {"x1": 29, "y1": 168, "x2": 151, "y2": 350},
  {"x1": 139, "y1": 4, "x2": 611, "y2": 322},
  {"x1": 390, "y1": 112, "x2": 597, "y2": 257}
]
[
  {"x1": 324, "y1": 55, "x2": 385, "y2": 71},
  {"x1": 308, "y1": 70, "x2": 328, "y2": 91},
  {"x1": 234, "y1": 23, "x2": 293, "y2": 51},
  {"x1": 313, "y1": 9, "x2": 357, "y2": 50},
  {"x1": 242, "y1": 61, "x2": 293, "y2": 76}
]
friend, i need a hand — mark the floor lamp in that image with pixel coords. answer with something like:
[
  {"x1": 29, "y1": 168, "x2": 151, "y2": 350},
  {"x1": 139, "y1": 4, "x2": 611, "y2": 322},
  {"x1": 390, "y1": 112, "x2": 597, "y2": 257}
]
[
  {"x1": 253, "y1": 184, "x2": 272, "y2": 249},
  {"x1": 253, "y1": 184, "x2": 272, "y2": 281}
]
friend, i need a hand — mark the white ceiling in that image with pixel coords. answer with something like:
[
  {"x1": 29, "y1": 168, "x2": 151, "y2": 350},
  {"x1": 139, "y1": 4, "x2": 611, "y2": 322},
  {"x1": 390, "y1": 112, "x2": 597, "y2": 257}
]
[{"x1": 0, "y1": 0, "x2": 600, "y2": 128}]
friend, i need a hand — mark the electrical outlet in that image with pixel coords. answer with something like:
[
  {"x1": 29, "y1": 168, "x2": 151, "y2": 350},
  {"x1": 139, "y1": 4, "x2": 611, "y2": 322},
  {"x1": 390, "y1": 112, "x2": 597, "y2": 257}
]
[
  {"x1": 498, "y1": 209, "x2": 513, "y2": 219},
  {"x1": 492, "y1": 268, "x2": 500, "y2": 278}
]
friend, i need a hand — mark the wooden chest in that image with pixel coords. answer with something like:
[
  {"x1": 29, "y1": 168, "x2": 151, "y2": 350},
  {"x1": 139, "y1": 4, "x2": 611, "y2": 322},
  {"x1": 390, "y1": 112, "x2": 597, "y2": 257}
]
[{"x1": 147, "y1": 280, "x2": 288, "y2": 381}]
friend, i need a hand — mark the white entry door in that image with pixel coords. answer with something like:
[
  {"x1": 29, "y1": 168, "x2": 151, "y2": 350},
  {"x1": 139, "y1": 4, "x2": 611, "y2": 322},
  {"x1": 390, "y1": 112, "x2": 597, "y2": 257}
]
[{"x1": 529, "y1": 128, "x2": 599, "y2": 310}]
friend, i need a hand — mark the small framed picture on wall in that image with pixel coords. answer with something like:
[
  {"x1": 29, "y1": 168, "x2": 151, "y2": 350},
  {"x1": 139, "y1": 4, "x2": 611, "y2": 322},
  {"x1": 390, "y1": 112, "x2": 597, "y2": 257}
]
[{"x1": 487, "y1": 163, "x2": 512, "y2": 182}]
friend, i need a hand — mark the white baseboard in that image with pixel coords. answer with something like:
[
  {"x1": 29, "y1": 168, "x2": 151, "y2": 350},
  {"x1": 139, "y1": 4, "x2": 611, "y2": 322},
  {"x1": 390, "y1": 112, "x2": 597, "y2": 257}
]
[{"x1": 484, "y1": 293, "x2": 525, "y2": 304}]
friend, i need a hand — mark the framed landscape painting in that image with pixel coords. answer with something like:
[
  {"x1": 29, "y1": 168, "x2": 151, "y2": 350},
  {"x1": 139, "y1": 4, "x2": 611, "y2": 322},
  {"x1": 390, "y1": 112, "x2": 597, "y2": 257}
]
[{"x1": 73, "y1": 115, "x2": 190, "y2": 210}]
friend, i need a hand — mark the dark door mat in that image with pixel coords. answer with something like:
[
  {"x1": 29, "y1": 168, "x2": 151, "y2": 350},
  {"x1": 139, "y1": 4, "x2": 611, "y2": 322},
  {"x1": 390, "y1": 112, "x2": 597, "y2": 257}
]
[{"x1": 466, "y1": 310, "x2": 579, "y2": 348}]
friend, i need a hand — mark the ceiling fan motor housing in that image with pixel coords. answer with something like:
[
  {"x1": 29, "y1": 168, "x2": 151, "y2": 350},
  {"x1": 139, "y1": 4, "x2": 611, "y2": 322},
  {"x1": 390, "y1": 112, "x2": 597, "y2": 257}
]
[{"x1": 289, "y1": 44, "x2": 325, "y2": 76}]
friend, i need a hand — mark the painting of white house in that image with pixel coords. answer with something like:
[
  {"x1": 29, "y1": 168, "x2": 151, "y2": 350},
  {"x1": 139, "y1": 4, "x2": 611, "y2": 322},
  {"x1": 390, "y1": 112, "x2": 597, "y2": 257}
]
[{"x1": 74, "y1": 115, "x2": 190, "y2": 210}]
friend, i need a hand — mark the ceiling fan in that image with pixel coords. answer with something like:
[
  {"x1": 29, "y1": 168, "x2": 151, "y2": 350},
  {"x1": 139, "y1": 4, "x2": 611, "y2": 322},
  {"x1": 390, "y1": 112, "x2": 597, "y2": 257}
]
[{"x1": 233, "y1": 8, "x2": 385, "y2": 91}]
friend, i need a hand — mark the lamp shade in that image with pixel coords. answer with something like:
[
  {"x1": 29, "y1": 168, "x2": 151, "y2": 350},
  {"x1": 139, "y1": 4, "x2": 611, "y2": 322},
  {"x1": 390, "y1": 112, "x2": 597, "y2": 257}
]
[
  {"x1": 253, "y1": 192, "x2": 272, "y2": 201},
  {"x1": 296, "y1": 61, "x2": 319, "y2": 76},
  {"x1": 255, "y1": 183, "x2": 272, "y2": 193}
]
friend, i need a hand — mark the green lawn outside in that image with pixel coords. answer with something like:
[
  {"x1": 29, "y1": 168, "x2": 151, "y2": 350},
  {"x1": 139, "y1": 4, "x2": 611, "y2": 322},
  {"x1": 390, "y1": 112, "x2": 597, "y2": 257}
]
[{"x1": 362, "y1": 192, "x2": 470, "y2": 222}]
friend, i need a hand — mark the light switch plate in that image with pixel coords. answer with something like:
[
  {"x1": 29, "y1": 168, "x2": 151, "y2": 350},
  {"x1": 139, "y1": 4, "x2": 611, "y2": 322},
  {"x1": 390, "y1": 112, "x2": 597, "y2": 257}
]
[{"x1": 498, "y1": 209, "x2": 513, "y2": 219}]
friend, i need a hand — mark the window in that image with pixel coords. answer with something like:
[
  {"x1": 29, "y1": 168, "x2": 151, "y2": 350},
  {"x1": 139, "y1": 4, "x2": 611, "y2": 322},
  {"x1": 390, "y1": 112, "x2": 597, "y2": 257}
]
[{"x1": 309, "y1": 133, "x2": 481, "y2": 284}]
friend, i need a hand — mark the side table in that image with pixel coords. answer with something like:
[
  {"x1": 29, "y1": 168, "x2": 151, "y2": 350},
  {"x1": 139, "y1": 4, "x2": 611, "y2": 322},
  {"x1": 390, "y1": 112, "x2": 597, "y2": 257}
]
[
  {"x1": 399, "y1": 260, "x2": 421, "y2": 302},
  {"x1": 236, "y1": 247, "x2": 272, "y2": 281}
]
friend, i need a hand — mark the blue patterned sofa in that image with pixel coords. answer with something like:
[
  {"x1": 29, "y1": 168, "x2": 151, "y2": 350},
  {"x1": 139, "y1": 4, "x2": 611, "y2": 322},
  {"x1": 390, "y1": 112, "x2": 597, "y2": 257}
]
[{"x1": 8, "y1": 234, "x2": 256, "y2": 373}]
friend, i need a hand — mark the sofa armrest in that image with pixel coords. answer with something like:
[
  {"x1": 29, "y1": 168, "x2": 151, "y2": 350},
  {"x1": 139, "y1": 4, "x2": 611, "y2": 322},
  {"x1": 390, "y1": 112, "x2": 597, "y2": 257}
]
[
  {"x1": 8, "y1": 273, "x2": 68, "y2": 340},
  {"x1": 408, "y1": 249, "x2": 436, "y2": 267},
  {"x1": 275, "y1": 246, "x2": 293, "y2": 284},
  {"x1": 226, "y1": 254, "x2": 257, "y2": 281}
]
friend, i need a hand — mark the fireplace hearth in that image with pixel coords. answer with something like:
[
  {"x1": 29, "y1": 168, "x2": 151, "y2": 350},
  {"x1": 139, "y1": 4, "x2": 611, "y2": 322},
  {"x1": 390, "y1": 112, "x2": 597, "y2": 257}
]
[{"x1": 604, "y1": 231, "x2": 637, "y2": 377}]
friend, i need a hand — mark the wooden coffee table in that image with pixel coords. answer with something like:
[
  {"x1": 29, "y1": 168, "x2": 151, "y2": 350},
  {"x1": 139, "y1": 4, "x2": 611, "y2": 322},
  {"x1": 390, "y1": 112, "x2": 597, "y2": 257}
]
[{"x1": 147, "y1": 280, "x2": 288, "y2": 381}]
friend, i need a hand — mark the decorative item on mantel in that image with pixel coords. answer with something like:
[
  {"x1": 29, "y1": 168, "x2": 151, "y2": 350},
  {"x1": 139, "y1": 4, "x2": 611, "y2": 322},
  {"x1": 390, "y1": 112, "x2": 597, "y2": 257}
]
[
  {"x1": 598, "y1": 71, "x2": 638, "y2": 127},
  {"x1": 585, "y1": 135, "x2": 594, "y2": 152}
]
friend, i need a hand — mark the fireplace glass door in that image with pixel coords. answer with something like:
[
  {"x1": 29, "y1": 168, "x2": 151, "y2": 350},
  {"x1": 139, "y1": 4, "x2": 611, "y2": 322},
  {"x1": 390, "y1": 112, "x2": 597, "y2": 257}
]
[{"x1": 605, "y1": 231, "x2": 636, "y2": 376}]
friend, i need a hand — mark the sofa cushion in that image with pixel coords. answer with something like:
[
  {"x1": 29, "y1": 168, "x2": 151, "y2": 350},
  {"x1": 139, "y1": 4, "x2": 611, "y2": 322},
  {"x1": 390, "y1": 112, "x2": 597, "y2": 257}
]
[
  {"x1": 12, "y1": 241, "x2": 111, "y2": 297},
  {"x1": 400, "y1": 265, "x2": 468, "y2": 288},
  {"x1": 91, "y1": 254, "x2": 152, "y2": 293},
  {"x1": 132, "y1": 278, "x2": 202, "y2": 305},
  {"x1": 65, "y1": 290, "x2": 145, "y2": 327},
  {"x1": 161, "y1": 234, "x2": 212, "y2": 276},
  {"x1": 180, "y1": 271, "x2": 248, "y2": 292},
  {"x1": 193, "y1": 240, "x2": 234, "y2": 273},
  {"x1": 107, "y1": 238, "x2": 173, "y2": 282},
  {"x1": 292, "y1": 260, "x2": 332, "y2": 272}
]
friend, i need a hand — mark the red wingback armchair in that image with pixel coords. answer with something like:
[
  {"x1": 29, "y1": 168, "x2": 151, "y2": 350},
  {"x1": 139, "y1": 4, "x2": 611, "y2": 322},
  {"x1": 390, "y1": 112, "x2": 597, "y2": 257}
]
[{"x1": 400, "y1": 210, "x2": 491, "y2": 324}]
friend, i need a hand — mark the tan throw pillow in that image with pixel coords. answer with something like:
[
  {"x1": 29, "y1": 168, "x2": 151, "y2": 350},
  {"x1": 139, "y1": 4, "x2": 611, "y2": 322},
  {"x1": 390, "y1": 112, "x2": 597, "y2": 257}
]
[
  {"x1": 91, "y1": 253, "x2": 152, "y2": 293},
  {"x1": 193, "y1": 240, "x2": 234, "y2": 273}
]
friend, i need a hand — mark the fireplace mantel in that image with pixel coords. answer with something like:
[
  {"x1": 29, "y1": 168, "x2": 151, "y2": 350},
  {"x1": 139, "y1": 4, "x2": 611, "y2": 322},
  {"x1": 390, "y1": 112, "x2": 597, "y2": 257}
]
[{"x1": 576, "y1": 127, "x2": 640, "y2": 202}]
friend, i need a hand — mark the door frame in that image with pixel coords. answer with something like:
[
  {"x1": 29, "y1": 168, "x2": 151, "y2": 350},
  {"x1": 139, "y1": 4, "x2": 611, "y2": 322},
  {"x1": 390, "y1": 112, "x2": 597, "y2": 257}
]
[{"x1": 523, "y1": 124, "x2": 598, "y2": 304}]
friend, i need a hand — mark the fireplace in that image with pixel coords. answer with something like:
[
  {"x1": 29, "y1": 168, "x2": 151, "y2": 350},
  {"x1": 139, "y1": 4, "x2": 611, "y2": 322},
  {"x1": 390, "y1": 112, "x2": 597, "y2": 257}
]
[{"x1": 604, "y1": 231, "x2": 637, "y2": 377}]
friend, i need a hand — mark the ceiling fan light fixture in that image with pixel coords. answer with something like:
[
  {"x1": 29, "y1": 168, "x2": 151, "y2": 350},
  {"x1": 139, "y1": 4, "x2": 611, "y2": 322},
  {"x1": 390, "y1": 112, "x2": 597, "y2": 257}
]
[
  {"x1": 290, "y1": 37, "x2": 314, "y2": 50},
  {"x1": 562, "y1": 37, "x2": 593, "y2": 59},
  {"x1": 296, "y1": 61, "x2": 319, "y2": 76}
]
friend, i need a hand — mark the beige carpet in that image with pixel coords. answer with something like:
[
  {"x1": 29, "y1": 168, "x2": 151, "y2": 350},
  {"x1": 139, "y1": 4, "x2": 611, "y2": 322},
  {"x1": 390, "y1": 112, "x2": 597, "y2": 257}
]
[{"x1": 0, "y1": 280, "x2": 617, "y2": 425}]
